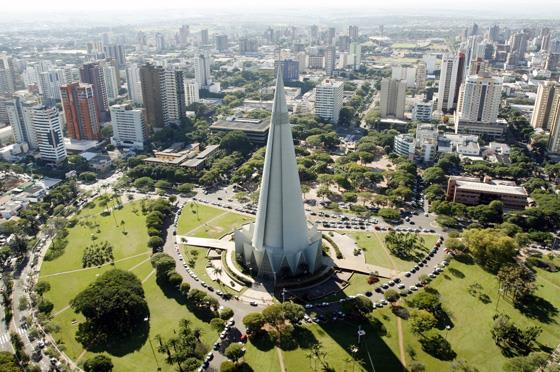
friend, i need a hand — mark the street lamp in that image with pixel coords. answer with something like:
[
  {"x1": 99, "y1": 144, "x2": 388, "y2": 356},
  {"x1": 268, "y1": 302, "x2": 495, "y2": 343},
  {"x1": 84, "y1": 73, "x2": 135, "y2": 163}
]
[
  {"x1": 144, "y1": 317, "x2": 161, "y2": 371},
  {"x1": 281, "y1": 288, "x2": 287, "y2": 303},
  {"x1": 357, "y1": 326, "x2": 366, "y2": 344},
  {"x1": 445, "y1": 325, "x2": 451, "y2": 339}
]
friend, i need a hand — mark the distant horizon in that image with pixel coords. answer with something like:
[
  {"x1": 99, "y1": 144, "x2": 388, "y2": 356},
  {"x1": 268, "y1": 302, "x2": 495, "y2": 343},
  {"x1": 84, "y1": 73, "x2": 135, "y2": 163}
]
[{"x1": 1, "y1": 0, "x2": 560, "y2": 19}]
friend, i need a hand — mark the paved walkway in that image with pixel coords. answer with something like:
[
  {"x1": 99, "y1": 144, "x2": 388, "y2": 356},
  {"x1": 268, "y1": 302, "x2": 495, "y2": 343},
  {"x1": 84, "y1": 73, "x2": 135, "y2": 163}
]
[
  {"x1": 176, "y1": 235, "x2": 233, "y2": 250},
  {"x1": 328, "y1": 232, "x2": 401, "y2": 278}
]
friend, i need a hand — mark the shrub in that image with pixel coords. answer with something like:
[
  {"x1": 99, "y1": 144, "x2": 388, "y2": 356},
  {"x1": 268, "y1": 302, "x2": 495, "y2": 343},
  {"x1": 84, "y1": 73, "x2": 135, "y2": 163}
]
[
  {"x1": 37, "y1": 299, "x2": 54, "y2": 314},
  {"x1": 219, "y1": 307, "x2": 234, "y2": 320},
  {"x1": 210, "y1": 318, "x2": 226, "y2": 331}
]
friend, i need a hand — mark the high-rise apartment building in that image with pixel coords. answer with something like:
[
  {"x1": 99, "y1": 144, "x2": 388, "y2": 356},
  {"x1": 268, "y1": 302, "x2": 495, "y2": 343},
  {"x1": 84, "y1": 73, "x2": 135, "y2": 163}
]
[
  {"x1": 194, "y1": 51, "x2": 212, "y2": 88},
  {"x1": 548, "y1": 113, "x2": 560, "y2": 153},
  {"x1": 348, "y1": 25, "x2": 359, "y2": 41},
  {"x1": 314, "y1": 79, "x2": 343, "y2": 124},
  {"x1": 38, "y1": 70, "x2": 63, "y2": 104},
  {"x1": 324, "y1": 46, "x2": 336, "y2": 76},
  {"x1": 416, "y1": 61, "x2": 427, "y2": 91},
  {"x1": 178, "y1": 25, "x2": 190, "y2": 46},
  {"x1": 348, "y1": 42, "x2": 361, "y2": 71},
  {"x1": 531, "y1": 81, "x2": 560, "y2": 130},
  {"x1": 239, "y1": 38, "x2": 258, "y2": 54},
  {"x1": 456, "y1": 73, "x2": 502, "y2": 124},
  {"x1": 215, "y1": 35, "x2": 228, "y2": 52},
  {"x1": 32, "y1": 105, "x2": 67, "y2": 164},
  {"x1": 184, "y1": 80, "x2": 200, "y2": 106},
  {"x1": 102, "y1": 63, "x2": 119, "y2": 102},
  {"x1": 380, "y1": 78, "x2": 407, "y2": 119},
  {"x1": 200, "y1": 29, "x2": 209, "y2": 45},
  {"x1": 103, "y1": 44, "x2": 126, "y2": 69},
  {"x1": 437, "y1": 52, "x2": 466, "y2": 113},
  {"x1": 110, "y1": 104, "x2": 146, "y2": 150},
  {"x1": 6, "y1": 91, "x2": 41, "y2": 149},
  {"x1": 155, "y1": 33, "x2": 166, "y2": 51},
  {"x1": 126, "y1": 63, "x2": 143, "y2": 105},
  {"x1": 60, "y1": 82, "x2": 100, "y2": 140},
  {"x1": 0, "y1": 55, "x2": 16, "y2": 95},
  {"x1": 139, "y1": 63, "x2": 186, "y2": 129},
  {"x1": 274, "y1": 60, "x2": 299, "y2": 82},
  {"x1": 80, "y1": 62, "x2": 110, "y2": 122}
]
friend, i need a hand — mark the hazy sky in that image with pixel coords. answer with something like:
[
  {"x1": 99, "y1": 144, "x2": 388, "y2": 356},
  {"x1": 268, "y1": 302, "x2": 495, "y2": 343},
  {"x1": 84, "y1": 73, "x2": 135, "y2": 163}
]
[{"x1": 3, "y1": 0, "x2": 560, "y2": 14}]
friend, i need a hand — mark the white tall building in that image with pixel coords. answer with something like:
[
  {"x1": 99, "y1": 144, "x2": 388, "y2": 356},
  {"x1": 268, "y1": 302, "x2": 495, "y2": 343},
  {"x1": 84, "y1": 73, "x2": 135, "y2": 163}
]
[
  {"x1": 456, "y1": 73, "x2": 502, "y2": 124},
  {"x1": 0, "y1": 55, "x2": 15, "y2": 94},
  {"x1": 184, "y1": 80, "x2": 200, "y2": 106},
  {"x1": 38, "y1": 70, "x2": 63, "y2": 103},
  {"x1": 110, "y1": 104, "x2": 146, "y2": 150},
  {"x1": 32, "y1": 105, "x2": 67, "y2": 164},
  {"x1": 348, "y1": 42, "x2": 361, "y2": 70},
  {"x1": 315, "y1": 79, "x2": 343, "y2": 124},
  {"x1": 392, "y1": 65, "x2": 416, "y2": 88},
  {"x1": 6, "y1": 91, "x2": 40, "y2": 149},
  {"x1": 161, "y1": 69, "x2": 186, "y2": 125},
  {"x1": 380, "y1": 78, "x2": 407, "y2": 119},
  {"x1": 102, "y1": 64, "x2": 119, "y2": 102},
  {"x1": 126, "y1": 63, "x2": 143, "y2": 105},
  {"x1": 194, "y1": 51, "x2": 212, "y2": 88},
  {"x1": 324, "y1": 46, "x2": 336, "y2": 76},
  {"x1": 437, "y1": 53, "x2": 465, "y2": 113}
]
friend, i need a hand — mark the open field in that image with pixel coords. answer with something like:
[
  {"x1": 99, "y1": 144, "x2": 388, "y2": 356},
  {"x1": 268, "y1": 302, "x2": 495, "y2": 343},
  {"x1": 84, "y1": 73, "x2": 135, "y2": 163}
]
[{"x1": 39, "y1": 198, "x2": 217, "y2": 371}]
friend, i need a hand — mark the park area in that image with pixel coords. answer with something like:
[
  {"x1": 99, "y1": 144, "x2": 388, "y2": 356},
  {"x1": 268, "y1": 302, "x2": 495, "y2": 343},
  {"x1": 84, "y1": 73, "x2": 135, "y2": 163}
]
[{"x1": 38, "y1": 197, "x2": 217, "y2": 371}]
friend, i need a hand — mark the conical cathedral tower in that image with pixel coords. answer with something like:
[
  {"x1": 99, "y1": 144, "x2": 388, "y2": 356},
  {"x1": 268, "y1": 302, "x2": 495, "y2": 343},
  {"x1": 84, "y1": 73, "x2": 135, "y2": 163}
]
[{"x1": 234, "y1": 72, "x2": 322, "y2": 281}]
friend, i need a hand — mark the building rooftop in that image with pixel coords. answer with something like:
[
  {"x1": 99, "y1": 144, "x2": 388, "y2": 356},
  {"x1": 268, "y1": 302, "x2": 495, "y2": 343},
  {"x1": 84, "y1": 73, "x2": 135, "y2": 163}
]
[
  {"x1": 211, "y1": 117, "x2": 271, "y2": 132},
  {"x1": 452, "y1": 176, "x2": 527, "y2": 197}
]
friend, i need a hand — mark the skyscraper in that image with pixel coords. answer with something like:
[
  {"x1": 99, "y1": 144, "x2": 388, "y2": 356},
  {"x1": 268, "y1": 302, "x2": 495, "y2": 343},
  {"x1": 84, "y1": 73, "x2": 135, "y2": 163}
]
[
  {"x1": 155, "y1": 33, "x2": 166, "y2": 51},
  {"x1": 348, "y1": 42, "x2": 361, "y2": 70},
  {"x1": 200, "y1": 29, "x2": 209, "y2": 45},
  {"x1": 102, "y1": 63, "x2": 119, "y2": 102},
  {"x1": 380, "y1": 78, "x2": 407, "y2": 119},
  {"x1": 315, "y1": 79, "x2": 343, "y2": 123},
  {"x1": 234, "y1": 72, "x2": 322, "y2": 280},
  {"x1": 194, "y1": 51, "x2": 212, "y2": 88},
  {"x1": 437, "y1": 52, "x2": 465, "y2": 113},
  {"x1": 531, "y1": 81, "x2": 560, "y2": 130},
  {"x1": 139, "y1": 63, "x2": 186, "y2": 129},
  {"x1": 548, "y1": 111, "x2": 560, "y2": 154},
  {"x1": 416, "y1": 61, "x2": 427, "y2": 91},
  {"x1": 110, "y1": 103, "x2": 146, "y2": 150},
  {"x1": 32, "y1": 105, "x2": 67, "y2": 164},
  {"x1": 80, "y1": 62, "x2": 110, "y2": 122},
  {"x1": 0, "y1": 55, "x2": 16, "y2": 95},
  {"x1": 215, "y1": 35, "x2": 228, "y2": 52},
  {"x1": 274, "y1": 60, "x2": 299, "y2": 82},
  {"x1": 184, "y1": 80, "x2": 200, "y2": 106},
  {"x1": 324, "y1": 46, "x2": 336, "y2": 76},
  {"x1": 348, "y1": 25, "x2": 359, "y2": 41},
  {"x1": 103, "y1": 44, "x2": 126, "y2": 69},
  {"x1": 126, "y1": 63, "x2": 143, "y2": 105},
  {"x1": 60, "y1": 82, "x2": 100, "y2": 141},
  {"x1": 38, "y1": 70, "x2": 63, "y2": 104},
  {"x1": 456, "y1": 73, "x2": 502, "y2": 124},
  {"x1": 178, "y1": 25, "x2": 190, "y2": 46},
  {"x1": 6, "y1": 91, "x2": 41, "y2": 149}
]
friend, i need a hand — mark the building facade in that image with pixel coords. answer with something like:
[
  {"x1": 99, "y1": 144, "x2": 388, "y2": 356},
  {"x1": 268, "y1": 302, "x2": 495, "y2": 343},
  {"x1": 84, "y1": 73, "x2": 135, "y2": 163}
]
[
  {"x1": 380, "y1": 78, "x2": 407, "y2": 119},
  {"x1": 447, "y1": 176, "x2": 528, "y2": 209},
  {"x1": 32, "y1": 105, "x2": 67, "y2": 164},
  {"x1": 314, "y1": 79, "x2": 343, "y2": 124},
  {"x1": 60, "y1": 82, "x2": 101, "y2": 141},
  {"x1": 531, "y1": 80, "x2": 560, "y2": 130},
  {"x1": 110, "y1": 104, "x2": 146, "y2": 150},
  {"x1": 80, "y1": 62, "x2": 110, "y2": 122}
]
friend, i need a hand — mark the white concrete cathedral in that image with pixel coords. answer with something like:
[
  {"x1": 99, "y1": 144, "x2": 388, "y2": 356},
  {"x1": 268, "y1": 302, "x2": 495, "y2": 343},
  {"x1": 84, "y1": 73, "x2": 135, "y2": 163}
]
[{"x1": 234, "y1": 72, "x2": 323, "y2": 281}]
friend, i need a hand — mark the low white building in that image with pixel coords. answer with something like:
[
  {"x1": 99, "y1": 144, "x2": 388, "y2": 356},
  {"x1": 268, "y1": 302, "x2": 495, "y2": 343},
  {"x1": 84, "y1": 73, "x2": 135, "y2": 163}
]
[{"x1": 412, "y1": 101, "x2": 433, "y2": 122}]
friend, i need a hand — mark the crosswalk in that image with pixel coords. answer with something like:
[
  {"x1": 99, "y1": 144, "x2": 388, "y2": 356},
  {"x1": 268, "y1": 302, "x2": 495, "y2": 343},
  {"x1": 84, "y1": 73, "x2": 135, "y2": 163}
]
[{"x1": 0, "y1": 333, "x2": 10, "y2": 345}]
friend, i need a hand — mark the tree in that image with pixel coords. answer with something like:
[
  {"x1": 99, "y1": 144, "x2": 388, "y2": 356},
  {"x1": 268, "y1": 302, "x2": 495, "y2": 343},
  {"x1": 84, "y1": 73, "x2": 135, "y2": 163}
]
[
  {"x1": 79, "y1": 172, "x2": 97, "y2": 183},
  {"x1": 210, "y1": 318, "x2": 226, "y2": 331},
  {"x1": 384, "y1": 232, "x2": 425, "y2": 259},
  {"x1": 180, "y1": 282, "x2": 191, "y2": 296},
  {"x1": 418, "y1": 330, "x2": 456, "y2": 360},
  {"x1": 503, "y1": 352, "x2": 549, "y2": 372},
  {"x1": 176, "y1": 183, "x2": 194, "y2": 194},
  {"x1": 154, "y1": 180, "x2": 171, "y2": 190},
  {"x1": 38, "y1": 299, "x2": 54, "y2": 314},
  {"x1": 133, "y1": 177, "x2": 155, "y2": 191},
  {"x1": 101, "y1": 125, "x2": 113, "y2": 139},
  {"x1": 167, "y1": 271, "x2": 183, "y2": 287},
  {"x1": 463, "y1": 228, "x2": 518, "y2": 272},
  {"x1": 243, "y1": 312, "x2": 265, "y2": 332},
  {"x1": 407, "y1": 291, "x2": 441, "y2": 313},
  {"x1": 150, "y1": 252, "x2": 175, "y2": 282},
  {"x1": 409, "y1": 309, "x2": 437, "y2": 335},
  {"x1": 0, "y1": 351, "x2": 19, "y2": 372},
  {"x1": 491, "y1": 314, "x2": 542, "y2": 355},
  {"x1": 497, "y1": 264, "x2": 536, "y2": 304},
  {"x1": 219, "y1": 307, "x2": 234, "y2": 320},
  {"x1": 34, "y1": 281, "x2": 51, "y2": 296},
  {"x1": 83, "y1": 355, "x2": 114, "y2": 372},
  {"x1": 157, "y1": 319, "x2": 204, "y2": 371},
  {"x1": 148, "y1": 236, "x2": 165, "y2": 250},
  {"x1": 221, "y1": 131, "x2": 252, "y2": 154},
  {"x1": 8, "y1": 234, "x2": 28, "y2": 257},
  {"x1": 71, "y1": 269, "x2": 148, "y2": 347},
  {"x1": 378, "y1": 208, "x2": 401, "y2": 221},
  {"x1": 422, "y1": 167, "x2": 446, "y2": 185},
  {"x1": 384, "y1": 289, "x2": 400, "y2": 305},
  {"x1": 224, "y1": 343, "x2": 245, "y2": 364}
]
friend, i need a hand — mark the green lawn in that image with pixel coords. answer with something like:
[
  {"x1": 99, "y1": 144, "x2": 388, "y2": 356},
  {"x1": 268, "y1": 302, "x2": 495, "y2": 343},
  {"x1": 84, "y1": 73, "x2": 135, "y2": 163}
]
[
  {"x1": 39, "y1": 198, "x2": 217, "y2": 371},
  {"x1": 243, "y1": 311, "x2": 404, "y2": 372},
  {"x1": 394, "y1": 258, "x2": 560, "y2": 371},
  {"x1": 177, "y1": 202, "x2": 252, "y2": 238},
  {"x1": 351, "y1": 232, "x2": 438, "y2": 272}
]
